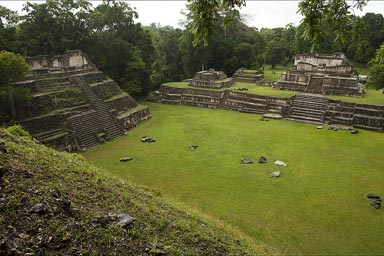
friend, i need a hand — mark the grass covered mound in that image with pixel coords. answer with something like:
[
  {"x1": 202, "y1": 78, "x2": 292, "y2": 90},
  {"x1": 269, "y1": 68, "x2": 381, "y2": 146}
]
[{"x1": 0, "y1": 127, "x2": 256, "y2": 255}]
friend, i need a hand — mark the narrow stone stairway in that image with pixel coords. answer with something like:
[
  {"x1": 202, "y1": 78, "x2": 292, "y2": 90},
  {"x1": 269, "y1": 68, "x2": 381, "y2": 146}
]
[
  {"x1": 68, "y1": 76, "x2": 123, "y2": 150},
  {"x1": 285, "y1": 93, "x2": 329, "y2": 124}
]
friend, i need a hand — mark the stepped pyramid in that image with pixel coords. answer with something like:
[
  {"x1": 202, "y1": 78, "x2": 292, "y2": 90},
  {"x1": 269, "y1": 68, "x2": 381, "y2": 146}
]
[{"x1": 13, "y1": 50, "x2": 151, "y2": 151}]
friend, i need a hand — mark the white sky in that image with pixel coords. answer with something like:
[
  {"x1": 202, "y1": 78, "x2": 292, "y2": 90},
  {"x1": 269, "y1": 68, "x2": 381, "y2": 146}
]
[{"x1": 1, "y1": 0, "x2": 384, "y2": 29}]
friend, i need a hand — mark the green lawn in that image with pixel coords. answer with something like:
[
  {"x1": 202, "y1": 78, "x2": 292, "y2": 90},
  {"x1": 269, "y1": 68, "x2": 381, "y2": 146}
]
[
  {"x1": 331, "y1": 87, "x2": 384, "y2": 105},
  {"x1": 83, "y1": 102, "x2": 384, "y2": 255},
  {"x1": 262, "y1": 64, "x2": 288, "y2": 82}
]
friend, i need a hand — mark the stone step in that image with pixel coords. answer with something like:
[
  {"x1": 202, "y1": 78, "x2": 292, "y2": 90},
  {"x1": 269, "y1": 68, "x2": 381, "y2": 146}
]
[
  {"x1": 353, "y1": 124, "x2": 383, "y2": 132},
  {"x1": 286, "y1": 114, "x2": 323, "y2": 124},
  {"x1": 239, "y1": 108, "x2": 265, "y2": 114},
  {"x1": 290, "y1": 110, "x2": 324, "y2": 119},
  {"x1": 293, "y1": 99, "x2": 328, "y2": 106},
  {"x1": 284, "y1": 117, "x2": 323, "y2": 125},
  {"x1": 291, "y1": 106, "x2": 325, "y2": 114}
]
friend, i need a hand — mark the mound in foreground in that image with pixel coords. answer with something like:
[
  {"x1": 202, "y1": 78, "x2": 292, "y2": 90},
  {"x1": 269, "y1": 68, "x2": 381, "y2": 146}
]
[{"x1": 0, "y1": 127, "x2": 256, "y2": 255}]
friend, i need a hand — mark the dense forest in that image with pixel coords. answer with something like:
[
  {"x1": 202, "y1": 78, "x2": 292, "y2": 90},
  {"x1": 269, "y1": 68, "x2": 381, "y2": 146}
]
[{"x1": 0, "y1": 0, "x2": 383, "y2": 96}]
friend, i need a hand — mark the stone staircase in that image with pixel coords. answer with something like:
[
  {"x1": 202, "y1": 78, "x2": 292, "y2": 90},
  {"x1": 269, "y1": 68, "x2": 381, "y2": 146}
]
[
  {"x1": 285, "y1": 93, "x2": 329, "y2": 124},
  {"x1": 68, "y1": 77, "x2": 123, "y2": 150}
]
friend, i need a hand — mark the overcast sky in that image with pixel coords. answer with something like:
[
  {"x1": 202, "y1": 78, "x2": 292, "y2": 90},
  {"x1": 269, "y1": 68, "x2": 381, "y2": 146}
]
[{"x1": 2, "y1": 0, "x2": 384, "y2": 29}]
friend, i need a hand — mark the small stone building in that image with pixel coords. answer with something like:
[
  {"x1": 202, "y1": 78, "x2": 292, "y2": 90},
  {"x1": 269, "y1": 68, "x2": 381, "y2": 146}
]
[
  {"x1": 275, "y1": 53, "x2": 362, "y2": 96},
  {"x1": 232, "y1": 68, "x2": 264, "y2": 83},
  {"x1": 189, "y1": 69, "x2": 234, "y2": 88}
]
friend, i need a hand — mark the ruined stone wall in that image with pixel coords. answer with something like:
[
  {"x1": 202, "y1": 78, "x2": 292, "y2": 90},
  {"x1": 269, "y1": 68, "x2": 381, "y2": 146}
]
[
  {"x1": 26, "y1": 50, "x2": 94, "y2": 71},
  {"x1": 295, "y1": 53, "x2": 345, "y2": 67},
  {"x1": 294, "y1": 53, "x2": 352, "y2": 74},
  {"x1": 117, "y1": 107, "x2": 152, "y2": 130}
]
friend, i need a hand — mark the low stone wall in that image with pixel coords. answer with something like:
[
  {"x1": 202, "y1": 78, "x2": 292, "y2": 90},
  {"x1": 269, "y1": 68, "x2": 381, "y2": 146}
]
[
  {"x1": 223, "y1": 91, "x2": 289, "y2": 115},
  {"x1": 117, "y1": 107, "x2": 152, "y2": 130},
  {"x1": 148, "y1": 85, "x2": 290, "y2": 115},
  {"x1": 26, "y1": 50, "x2": 94, "y2": 72}
]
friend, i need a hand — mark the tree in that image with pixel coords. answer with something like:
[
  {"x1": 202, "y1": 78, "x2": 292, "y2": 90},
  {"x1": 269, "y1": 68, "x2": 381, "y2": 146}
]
[
  {"x1": 186, "y1": 0, "x2": 246, "y2": 46},
  {"x1": 84, "y1": 0, "x2": 155, "y2": 95},
  {"x1": 367, "y1": 43, "x2": 384, "y2": 90},
  {"x1": 186, "y1": 0, "x2": 368, "y2": 51},
  {"x1": 18, "y1": 0, "x2": 92, "y2": 55},
  {"x1": 297, "y1": 0, "x2": 368, "y2": 52},
  {"x1": 0, "y1": 6, "x2": 20, "y2": 52},
  {"x1": 0, "y1": 50, "x2": 29, "y2": 86},
  {"x1": 0, "y1": 50, "x2": 31, "y2": 122}
]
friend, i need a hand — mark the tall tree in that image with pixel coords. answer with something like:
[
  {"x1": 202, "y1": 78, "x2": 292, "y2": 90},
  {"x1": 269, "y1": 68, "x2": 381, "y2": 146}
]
[
  {"x1": 0, "y1": 50, "x2": 31, "y2": 122},
  {"x1": 0, "y1": 6, "x2": 20, "y2": 52},
  {"x1": 186, "y1": 0, "x2": 368, "y2": 52},
  {"x1": 367, "y1": 43, "x2": 384, "y2": 90},
  {"x1": 19, "y1": 0, "x2": 92, "y2": 55},
  {"x1": 297, "y1": 0, "x2": 368, "y2": 51},
  {"x1": 85, "y1": 0, "x2": 155, "y2": 95}
]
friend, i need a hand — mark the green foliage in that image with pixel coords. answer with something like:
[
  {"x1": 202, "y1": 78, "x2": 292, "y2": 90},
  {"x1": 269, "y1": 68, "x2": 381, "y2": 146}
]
[
  {"x1": 147, "y1": 25, "x2": 185, "y2": 86},
  {"x1": 366, "y1": 43, "x2": 384, "y2": 89},
  {"x1": 0, "y1": 51, "x2": 31, "y2": 122},
  {"x1": 5, "y1": 125, "x2": 32, "y2": 138},
  {"x1": 0, "y1": 50, "x2": 29, "y2": 86},
  {"x1": 19, "y1": 0, "x2": 92, "y2": 55},
  {"x1": 186, "y1": 0, "x2": 246, "y2": 46},
  {"x1": 298, "y1": 0, "x2": 367, "y2": 51}
]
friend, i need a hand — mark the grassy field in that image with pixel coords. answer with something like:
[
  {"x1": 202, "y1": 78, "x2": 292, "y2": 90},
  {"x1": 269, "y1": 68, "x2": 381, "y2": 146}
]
[{"x1": 83, "y1": 102, "x2": 384, "y2": 255}]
